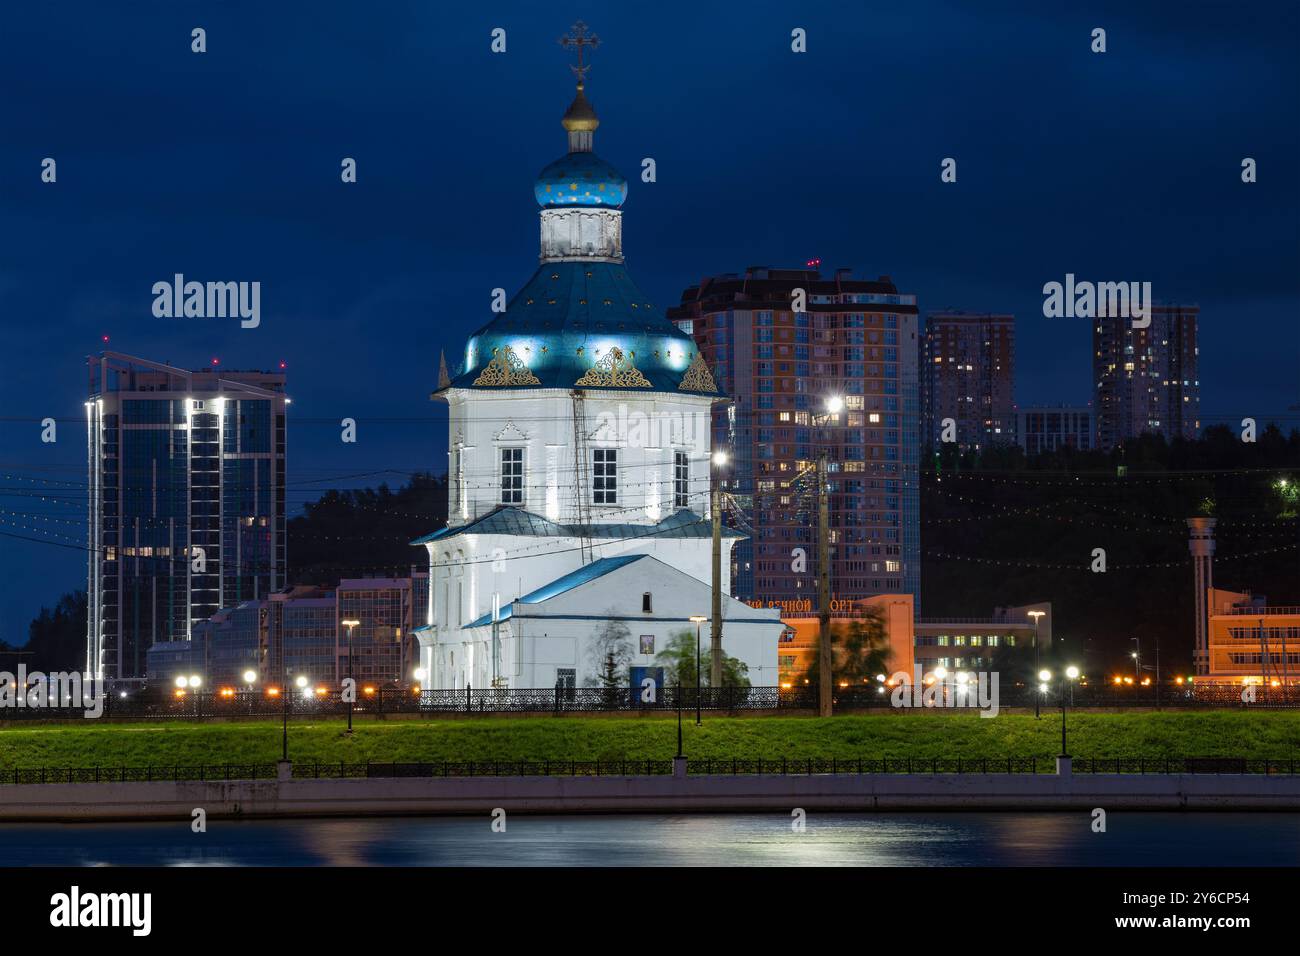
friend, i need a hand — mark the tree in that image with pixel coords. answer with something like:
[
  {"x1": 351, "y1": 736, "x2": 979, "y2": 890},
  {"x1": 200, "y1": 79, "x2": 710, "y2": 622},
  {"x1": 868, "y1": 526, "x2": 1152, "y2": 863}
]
[
  {"x1": 2, "y1": 591, "x2": 87, "y2": 674},
  {"x1": 655, "y1": 629, "x2": 750, "y2": 688},
  {"x1": 799, "y1": 609, "x2": 891, "y2": 689},
  {"x1": 584, "y1": 614, "x2": 632, "y2": 691},
  {"x1": 287, "y1": 472, "x2": 448, "y2": 585},
  {"x1": 990, "y1": 637, "x2": 1035, "y2": 688}
]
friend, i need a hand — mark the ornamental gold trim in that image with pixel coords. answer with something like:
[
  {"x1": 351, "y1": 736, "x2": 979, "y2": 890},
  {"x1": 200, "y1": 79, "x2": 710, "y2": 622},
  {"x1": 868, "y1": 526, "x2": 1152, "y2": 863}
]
[
  {"x1": 678, "y1": 351, "x2": 717, "y2": 393},
  {"x1": 574, "y1": 346, "x2": 651, "y2": 388},
  {"x1": 473, "y1": 346, "x2": 541, "y2": 387}
]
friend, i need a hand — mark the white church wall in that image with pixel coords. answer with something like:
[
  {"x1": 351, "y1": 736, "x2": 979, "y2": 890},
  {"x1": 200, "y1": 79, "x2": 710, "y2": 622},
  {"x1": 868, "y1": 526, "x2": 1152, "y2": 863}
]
[
  {"x1": 444, "y1": 389, "x2": 716, "y2": 527},
  {"x1": 502, "y1": 557, "x2": 781, "y2": 689},
  {"x1": 422, "y1": 529, "x2": 736, "y2": 653}
]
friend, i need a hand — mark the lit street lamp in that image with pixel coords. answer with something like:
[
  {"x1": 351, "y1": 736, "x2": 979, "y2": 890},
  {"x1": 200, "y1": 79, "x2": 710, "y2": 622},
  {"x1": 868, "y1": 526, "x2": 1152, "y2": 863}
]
[
  {"x1": 1028, "y1": 610, "x2": 1045, "y2": 718},
  {"x1": 342, "y1": 618, "x2": 360, "y2": 732},
  {"x1": 689, "y1": 615, "x2": 707, "y2": 726},
  {"x1": 1060, "y1": 665, "x2": 1081, "y2": 757},
  {"x1": 813, "y1": 394, "x2": 843, "y2": 719},
  {"x1": 709, "y1": 450, "x2": 727, "y2": 689}
]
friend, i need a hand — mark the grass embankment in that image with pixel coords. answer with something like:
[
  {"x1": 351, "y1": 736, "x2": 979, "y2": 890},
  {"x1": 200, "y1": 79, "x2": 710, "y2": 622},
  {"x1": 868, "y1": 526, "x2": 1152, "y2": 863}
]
[{"x1": 1, "y1": 712, "x2": 1298, "y2": 769}]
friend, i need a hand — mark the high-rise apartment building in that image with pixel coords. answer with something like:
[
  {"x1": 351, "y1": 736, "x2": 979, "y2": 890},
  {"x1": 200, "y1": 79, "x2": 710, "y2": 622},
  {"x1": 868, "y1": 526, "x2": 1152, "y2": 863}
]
[
  {"x1": 86, "y1": 352, "x2": 287, "y2": 685},
  {"x1": 668, "y1": 266, "x2": 920, "y2": 607},
  {"x1": 921, "y1": 311, "x2": 1016, "y2": 452},
  {"x1": 1093, "y1": 306, "x2": 1200, "y2": 451}
]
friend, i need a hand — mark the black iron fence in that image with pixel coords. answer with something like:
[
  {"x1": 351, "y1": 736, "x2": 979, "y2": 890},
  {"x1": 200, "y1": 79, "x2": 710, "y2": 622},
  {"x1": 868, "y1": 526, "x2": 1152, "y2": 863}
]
[
  {"x1": 4, "y1": 755, "x2": 1298, "y2": 785},
  {"x1": 2, "y1": 682, "x2": 1299, "y2": 722}
]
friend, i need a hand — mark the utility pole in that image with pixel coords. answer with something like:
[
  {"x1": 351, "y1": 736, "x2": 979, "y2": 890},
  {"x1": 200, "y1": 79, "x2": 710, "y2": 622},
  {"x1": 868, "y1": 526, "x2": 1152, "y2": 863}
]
[
  {"x1": 710, "y1": 452, "x2": 724, "y2": 688},
  {"x1": 818, "y1": 448, "x2": 832, "y2": 718}
]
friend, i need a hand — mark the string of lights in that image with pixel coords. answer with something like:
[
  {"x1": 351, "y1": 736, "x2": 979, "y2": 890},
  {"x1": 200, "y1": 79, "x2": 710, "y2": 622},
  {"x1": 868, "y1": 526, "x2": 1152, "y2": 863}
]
[
  {"x1": 923, "y1": 541, "x2": 1298, "y2": 571},
  {"x1": 930, "y1": 468, "x2": 1293, "y2": 486}
]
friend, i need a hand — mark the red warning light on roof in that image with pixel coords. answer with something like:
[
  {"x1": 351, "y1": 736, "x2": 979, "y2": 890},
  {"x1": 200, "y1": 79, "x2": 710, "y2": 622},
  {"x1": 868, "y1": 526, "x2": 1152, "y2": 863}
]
[
  {"x1": 101, "y1": 335, "x2": 110, "y2": 343},
  {"x1": 211, "y1": 358, "x2": 220, "y2": 366},
  {"x1": 806, "y1": 257, "x2": 822, "y2": 268},
  {"x1": 279, "y1": 361, "x2": 287, "y2": 369}
]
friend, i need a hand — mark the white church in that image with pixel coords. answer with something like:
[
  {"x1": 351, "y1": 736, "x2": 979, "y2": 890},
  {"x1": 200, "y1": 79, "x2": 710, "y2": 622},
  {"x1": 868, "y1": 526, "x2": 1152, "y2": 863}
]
[{"x1": 411, "y1": 35, "x2": 783, "y2": 692}]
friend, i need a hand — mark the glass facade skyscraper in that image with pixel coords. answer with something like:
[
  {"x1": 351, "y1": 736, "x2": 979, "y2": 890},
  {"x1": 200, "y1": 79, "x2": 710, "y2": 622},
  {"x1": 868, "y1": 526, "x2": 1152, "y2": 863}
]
[{"x1": 86, "y1": 352, "x2": 287, "y2": 685}]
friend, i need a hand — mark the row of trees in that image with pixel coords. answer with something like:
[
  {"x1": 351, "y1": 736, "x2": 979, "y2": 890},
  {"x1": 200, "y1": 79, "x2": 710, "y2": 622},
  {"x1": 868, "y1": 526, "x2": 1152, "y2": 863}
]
[
  {"x1": 925, "y1": 425, "x2": 1300, "y2": 677},
  {"x1": 2, "y1": 590, "x2": 86, "y2": 673}
]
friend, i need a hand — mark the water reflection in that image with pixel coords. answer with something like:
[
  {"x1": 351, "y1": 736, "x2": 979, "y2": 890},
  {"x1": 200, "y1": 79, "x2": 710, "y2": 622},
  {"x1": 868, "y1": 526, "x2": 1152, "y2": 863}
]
[{"x1": 1, "y1": 813, "x2": 1296, "y2": 867}]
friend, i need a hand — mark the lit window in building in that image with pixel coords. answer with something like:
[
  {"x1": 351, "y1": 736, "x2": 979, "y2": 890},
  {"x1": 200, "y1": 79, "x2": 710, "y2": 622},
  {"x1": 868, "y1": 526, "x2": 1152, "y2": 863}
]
[
  {"x1": 500, "y1": 447, "x2": 524, "y2": 505},
  {"x1": 593, "y1": 448, "x2": 618, "y2": 504},
  {"x1": 674, "y1": 451, "x2": 689, "y2": 509}
]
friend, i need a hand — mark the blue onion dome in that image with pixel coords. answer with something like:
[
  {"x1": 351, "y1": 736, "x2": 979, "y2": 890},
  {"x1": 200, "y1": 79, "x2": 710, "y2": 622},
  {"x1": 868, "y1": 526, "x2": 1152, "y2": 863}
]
[
  {"x1": 534, "y1": 81, "x2": 628, "y2": 207},
  {"x1": 534, "y1": 152, "x2": 628, "y2": 208},
  {"x1": 438, "y1": 70, "x2": 724, "y2": 399}
]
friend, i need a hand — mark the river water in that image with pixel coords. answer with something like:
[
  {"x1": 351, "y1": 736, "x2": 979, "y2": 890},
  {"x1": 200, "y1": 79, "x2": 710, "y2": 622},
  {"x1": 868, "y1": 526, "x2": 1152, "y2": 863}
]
[{"x1": 2, "y1": 812, "x2": 1297, "y2": 866}]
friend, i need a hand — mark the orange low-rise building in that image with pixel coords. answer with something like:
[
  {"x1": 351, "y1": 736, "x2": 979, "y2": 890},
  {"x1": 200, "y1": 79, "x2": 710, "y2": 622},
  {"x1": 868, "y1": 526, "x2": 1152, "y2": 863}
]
[
  {"x1": 1205, "y1": 589, "x2": 1300, "y2": 687},
  {"x1": 773, "y1": 594, "x2": 915, "y2": 687}
]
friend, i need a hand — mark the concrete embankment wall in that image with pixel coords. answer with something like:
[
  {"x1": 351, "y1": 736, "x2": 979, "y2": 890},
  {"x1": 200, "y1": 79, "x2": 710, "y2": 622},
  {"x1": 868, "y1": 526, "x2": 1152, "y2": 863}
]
[{"x1": 2, "y1": 763, "x2": 1299, "y2": 821}]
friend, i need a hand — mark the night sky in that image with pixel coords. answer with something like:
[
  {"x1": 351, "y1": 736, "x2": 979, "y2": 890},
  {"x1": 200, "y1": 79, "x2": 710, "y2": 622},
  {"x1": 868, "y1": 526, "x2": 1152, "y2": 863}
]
[{"x1": 1, "y1": 1, "x2": 1297, "y2": 637}]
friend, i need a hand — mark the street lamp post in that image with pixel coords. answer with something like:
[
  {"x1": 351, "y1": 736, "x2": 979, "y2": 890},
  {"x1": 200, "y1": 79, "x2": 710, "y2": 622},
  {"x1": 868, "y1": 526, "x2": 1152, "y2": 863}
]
[
  {"x1": 281, "y1": 673, "x2": 290, "y2": 762},
  {"x1": 710, "y1": 451, "x2": 727, "y2": 689},
  {"x1": 689, "y1": 615, "x2": 707, "y2": 726},
  {"x1": 1155, "y1": 638, "x2": 1161, "y2": 710},
  {"x1": 675, "y1": 681, "x2": 683, "y2": 758},
  {"x1": 1028, "y1": 610, "x2": 1045, "y2": 718},
  {"x1": 1060, "y1": 666, "x2": 1080, "y2": 756},
  {"x1": 814, "y1": 394, "x2": 842, "y2": 719},
  {"x1": 341, "y1": 618, "x2": 360, "y2": 733}
]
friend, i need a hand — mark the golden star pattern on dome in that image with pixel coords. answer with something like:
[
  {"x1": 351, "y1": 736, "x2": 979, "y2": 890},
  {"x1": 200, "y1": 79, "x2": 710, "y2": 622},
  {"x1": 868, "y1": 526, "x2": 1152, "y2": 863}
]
[
  {"x1": 678, "y1": 351, "x2": 718, "y2": 393},
  {"x1": 575, "y1": 346, "x2": 651, "y2": 388},
  {"x1": 473, "y1": 345, "x2": 541, "y2": 387}
]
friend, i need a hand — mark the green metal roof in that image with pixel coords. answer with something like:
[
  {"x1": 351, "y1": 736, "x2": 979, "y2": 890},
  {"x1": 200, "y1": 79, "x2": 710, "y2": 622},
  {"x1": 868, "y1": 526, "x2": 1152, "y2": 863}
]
[{"x1": 411, "y1": 505, "x2": 744, "y2": 546}]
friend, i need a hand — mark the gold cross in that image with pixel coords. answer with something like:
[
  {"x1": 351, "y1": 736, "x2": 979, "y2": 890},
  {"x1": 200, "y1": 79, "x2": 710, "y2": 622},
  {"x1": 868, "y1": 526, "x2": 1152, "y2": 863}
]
[{"x1": 558, "y1": 21, "x2": 600, "y2": 81}]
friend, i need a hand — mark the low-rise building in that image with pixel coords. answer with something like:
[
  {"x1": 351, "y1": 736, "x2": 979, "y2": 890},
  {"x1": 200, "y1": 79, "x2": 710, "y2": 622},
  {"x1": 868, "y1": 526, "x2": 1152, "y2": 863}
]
[
  {"x1": 1015, "y1": 405, "x2": 1094, "y2": 456},
  {"x1": 774, "y1": 594, "x2": 915, "y2": 686},
  {"x1": 1205, "y1": 589, "x2": 1300, "y2": 687},
  {"x1": 146, "y1": 570, "x2": 427, "y2": 689},
  {"x1": 913, "y1": 603, "x2": 1051, "y2": 678}
]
